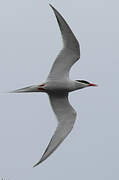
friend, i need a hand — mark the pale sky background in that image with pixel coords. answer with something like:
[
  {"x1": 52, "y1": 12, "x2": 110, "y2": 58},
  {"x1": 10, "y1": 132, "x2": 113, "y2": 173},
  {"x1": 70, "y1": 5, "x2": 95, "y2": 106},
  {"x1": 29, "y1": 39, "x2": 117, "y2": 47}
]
[{"x1": 0, "y1": 0, "x2": 119, "y2": 179}]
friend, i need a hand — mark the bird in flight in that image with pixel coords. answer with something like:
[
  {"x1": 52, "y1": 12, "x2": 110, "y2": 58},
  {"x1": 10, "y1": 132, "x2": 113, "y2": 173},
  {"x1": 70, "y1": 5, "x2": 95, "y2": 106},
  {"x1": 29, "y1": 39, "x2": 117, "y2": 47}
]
[{"x1": 11, "y1": 4, "x2": 97, "y2": 166}]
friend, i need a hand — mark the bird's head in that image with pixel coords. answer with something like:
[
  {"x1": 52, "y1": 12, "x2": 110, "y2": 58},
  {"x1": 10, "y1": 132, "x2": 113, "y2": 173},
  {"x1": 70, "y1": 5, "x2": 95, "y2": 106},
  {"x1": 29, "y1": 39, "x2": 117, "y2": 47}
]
[{"x1": 75, "y1": 80, "x2": 98, "y2": 89}]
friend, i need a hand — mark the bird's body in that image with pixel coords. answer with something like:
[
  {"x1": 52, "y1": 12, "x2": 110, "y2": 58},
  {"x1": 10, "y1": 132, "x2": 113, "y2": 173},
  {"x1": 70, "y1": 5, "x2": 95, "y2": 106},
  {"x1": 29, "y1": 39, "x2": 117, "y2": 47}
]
[
  {"x1": 11, "y1": 4, "x2": 97, "y2": 166},
  {"x1": 40, "y1": 80, "x2": 86, "y2": 92}
]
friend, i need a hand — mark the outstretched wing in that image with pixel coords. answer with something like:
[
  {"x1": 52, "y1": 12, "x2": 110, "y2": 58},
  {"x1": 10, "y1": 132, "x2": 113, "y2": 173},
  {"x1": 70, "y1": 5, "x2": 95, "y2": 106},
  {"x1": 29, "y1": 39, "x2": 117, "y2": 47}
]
[
  {"x1": 33, "y1": 93, "x2": 76, "y2": 166},
  {"x1": 47, "y1": 5, "x2": 80, "y2": 81}
]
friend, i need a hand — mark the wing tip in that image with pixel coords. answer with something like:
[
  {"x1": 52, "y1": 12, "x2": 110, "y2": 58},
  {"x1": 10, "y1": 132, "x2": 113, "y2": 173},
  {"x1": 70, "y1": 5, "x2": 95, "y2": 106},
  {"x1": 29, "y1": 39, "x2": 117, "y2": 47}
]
[
  {"x1": 33, "y1": 159, "x2": 42, "y2": 168},
  {"x1": 49, "y1": 4, "x2": 61, "y2": 16},
  {"x1": 49, "y1": 4, "x2": 58, "y2": 14},
  {"x1": 33, "y1": 154, "x2": 47, "y2": 167},
  {"x1": 49, "y1": 4, "x2": 54, "y2": 9}
]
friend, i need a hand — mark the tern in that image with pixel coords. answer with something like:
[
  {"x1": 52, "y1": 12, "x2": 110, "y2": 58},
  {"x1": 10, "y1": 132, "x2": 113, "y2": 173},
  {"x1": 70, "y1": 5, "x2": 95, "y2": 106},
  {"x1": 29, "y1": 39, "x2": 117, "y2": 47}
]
[{"x1": 11, "y1": 4, "x2": 97, "y2": 166}]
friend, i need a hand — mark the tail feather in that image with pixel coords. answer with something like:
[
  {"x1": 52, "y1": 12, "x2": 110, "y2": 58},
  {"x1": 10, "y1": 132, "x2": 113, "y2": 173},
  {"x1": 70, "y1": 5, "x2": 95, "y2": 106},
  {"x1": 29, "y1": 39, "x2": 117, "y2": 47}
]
[{"x1": 9, "y1": 85, "x2": 40, "y2": 93}]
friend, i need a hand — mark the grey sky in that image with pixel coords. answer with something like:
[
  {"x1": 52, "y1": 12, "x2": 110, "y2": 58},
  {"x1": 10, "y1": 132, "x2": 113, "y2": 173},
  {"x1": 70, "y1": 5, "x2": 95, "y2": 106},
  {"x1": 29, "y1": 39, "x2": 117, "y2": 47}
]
[{"x1": 0, "y1": 0, "x2": 119, "y2": 179}]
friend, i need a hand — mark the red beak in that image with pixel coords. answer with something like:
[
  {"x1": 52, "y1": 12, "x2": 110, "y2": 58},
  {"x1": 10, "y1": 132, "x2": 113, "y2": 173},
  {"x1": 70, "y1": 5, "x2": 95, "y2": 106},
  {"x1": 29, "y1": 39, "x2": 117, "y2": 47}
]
[{"x1": 89, "y1": 83, "x2": 98, "y2": 87}]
